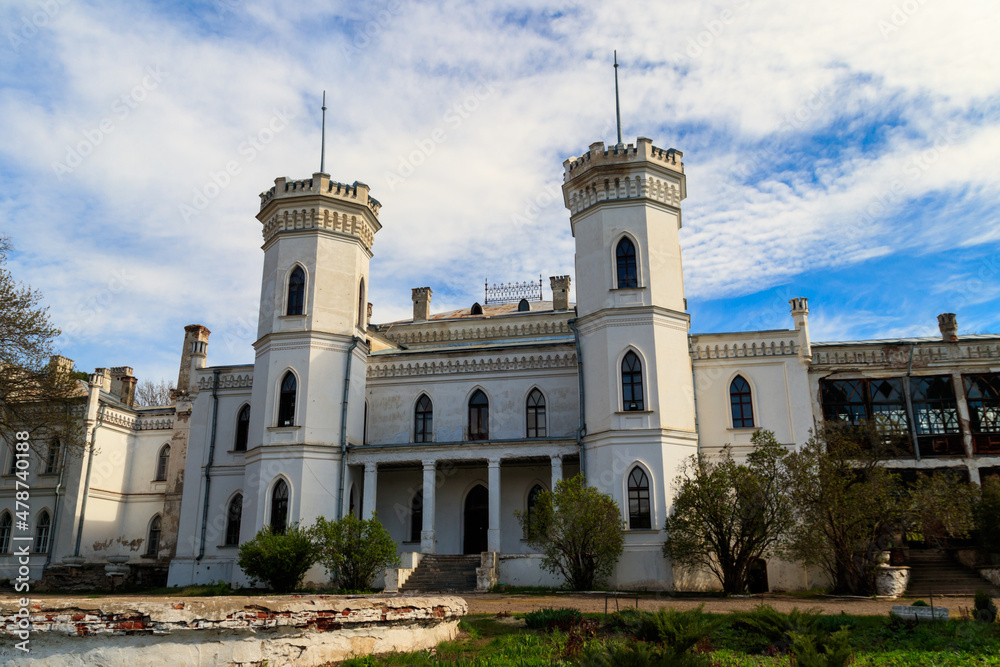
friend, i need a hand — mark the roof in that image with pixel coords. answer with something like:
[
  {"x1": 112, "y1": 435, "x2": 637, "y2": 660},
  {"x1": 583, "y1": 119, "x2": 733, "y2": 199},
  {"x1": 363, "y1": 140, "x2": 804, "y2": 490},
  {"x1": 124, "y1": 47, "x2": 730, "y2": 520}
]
[
  {"x1": 377, "y1": 300, "x2": 570, "y2": 326},
  {"x1": 812, "y1": 334, "x2": 1000, "y2": 347}
]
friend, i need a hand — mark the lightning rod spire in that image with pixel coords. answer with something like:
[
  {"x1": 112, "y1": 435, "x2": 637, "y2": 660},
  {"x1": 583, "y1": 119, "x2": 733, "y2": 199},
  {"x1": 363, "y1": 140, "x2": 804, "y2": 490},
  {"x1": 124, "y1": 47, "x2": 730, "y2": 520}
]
[
  {"x1": 614, "y1": 51, "x2": 623, "y2": 149},
  {"x1": 320, "y1": 90, "x2": 327, "y2": 174}
]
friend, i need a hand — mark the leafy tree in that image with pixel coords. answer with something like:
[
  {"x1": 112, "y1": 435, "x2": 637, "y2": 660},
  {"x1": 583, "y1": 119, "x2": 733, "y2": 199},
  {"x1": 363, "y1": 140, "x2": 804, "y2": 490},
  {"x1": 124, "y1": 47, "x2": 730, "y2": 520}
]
[
  {"x1": 976, "y1": 475, "x2": 1000, "y2": 562},
  {"x1": 907, "y1": 470, "x2": 978, "y2": 548},
  {"x1": 663, "y1": 430, "x2": 794, "y2": 594},
  {"x1": 310, "y1": 513, "x2": 400, "y2": 591},
  {"x1": 237, "y1": 523, "x2": 317, "y2": 592},
  {"x1": 783, "y1": 422, "x2": 907, "y2": 595},
  {"x1": 515, "y1": 474, "x2": 624, "y2": 590},
  {"x1": 0, "y1": 235, "x2": 85, "y2": 458},
  {"x1": 134, "y1": 378, "x2": 174, "y2": 406}
]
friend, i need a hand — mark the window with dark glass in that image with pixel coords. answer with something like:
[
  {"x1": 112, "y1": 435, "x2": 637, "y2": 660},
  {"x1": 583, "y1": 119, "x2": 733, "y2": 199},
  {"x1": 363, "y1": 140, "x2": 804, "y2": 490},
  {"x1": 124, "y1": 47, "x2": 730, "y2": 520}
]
[
  {"x1": 414, "y1": 395, "x2": 433, "y2": 443},
  {"x1": 517, "y1": 298, "x2": 530, "y2": 312},
  {"x1": 145, "y1": 515, "x2": 161, "y2": 556},
  {"x1": 964, "y1": 374, "x2": 1000, "y2": 454},
  {"x1": 526, "y1": 389, "x2": 546, "y2": 437},
  {"x1": 622, "y1": 351, "x2": 644, "y2": 411},
  {"x1": 409, "y1": 492, "x2": 423, "y2": 542},
  {"x1": 234, "y1": 405, "x2": 250, "y2": 452},
  {"x1": 469, "y1": 390, "x2": 489, "y2": 441},
  {"x1": 287, "y1": 266, "x2": 305, "y2": 315},
  {"x1": 616, "y1": 237, "x2": 638, "y2": 288},
  {"x1": 45, "y1": 439, "x2": 60, "y2": 474},
  {"x1": 820, "y1": 379, "x2": 868, "y2": 424},
  {"x1": 278, "y1": 372, "x2": 296, "y2": 426},
  {"x1": 471, "y1": 302, "x2": 483, "y2": 315},
  {"x1": 155, "y1": 445, "x2": 170, "y2": 481},
  {"x1": 525, "y1": 484, "x2": 544, "y2": 539},
  {"x1": 869, "y1": 378, "x2": 910, "y2": 434},
  {"x1": 34, "y1": 511, "x2": 50, "y2": 554},
  {"x1": 0, "y1": 513, "x2": 11, "y2": 554},
  {"x1": 358, "y1": 277, "x2": 366, "y2": 328},
  {"x1": 627, "y1": 467, "x2": 651, "y2": 529},
  {"x1": 7, "y1": 446, "x2": 15, "y2": 475},
  {"x1": 270, "y1": 480, "x2": 289, "y2": 533},
  {"x1": 225, "y1": 494, "x2": 243, "y2": 546},
  {"x1": 729, "y1": 376, "x2": 754, "y2": 428}
]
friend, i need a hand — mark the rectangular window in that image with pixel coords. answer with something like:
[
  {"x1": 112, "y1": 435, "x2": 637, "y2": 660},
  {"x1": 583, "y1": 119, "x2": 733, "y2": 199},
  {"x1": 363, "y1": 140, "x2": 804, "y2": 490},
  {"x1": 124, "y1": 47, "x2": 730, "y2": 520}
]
[
  {"x1": 911, "y1": 376, "x2": 963, "y2": 456},
  {"x1": 964, "y1": 373, "x2": 1000, "y2": 454},
  {"x1": 820, "y1": 378, "x2": 911, "y2": 453}
]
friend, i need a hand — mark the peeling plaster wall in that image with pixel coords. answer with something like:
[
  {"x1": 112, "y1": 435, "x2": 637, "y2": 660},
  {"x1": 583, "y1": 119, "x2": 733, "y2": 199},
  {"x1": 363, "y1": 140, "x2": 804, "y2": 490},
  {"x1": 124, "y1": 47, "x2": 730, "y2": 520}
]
[{"x1": 0, "y1": 594, "x2": 465, "y2": 666}]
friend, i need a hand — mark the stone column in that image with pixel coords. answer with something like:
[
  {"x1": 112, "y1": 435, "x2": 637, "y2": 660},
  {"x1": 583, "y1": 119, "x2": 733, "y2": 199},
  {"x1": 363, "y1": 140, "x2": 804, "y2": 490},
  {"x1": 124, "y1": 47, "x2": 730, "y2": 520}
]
[
  {"x1": 363, "y1": 462, "x2": 377, "y2": 520},
  {"x1": 952, "y1": 373, "x2": 975, "y2": 458},
  {"x1": 421, "y1": 460, "x2": 437, "y2": 554},
  {"x1": 550, "y1": 455, "x2": 563, "y2": 491},
  {"x1": 488, "y1": 458, "x2": 501, "y2": 553}
]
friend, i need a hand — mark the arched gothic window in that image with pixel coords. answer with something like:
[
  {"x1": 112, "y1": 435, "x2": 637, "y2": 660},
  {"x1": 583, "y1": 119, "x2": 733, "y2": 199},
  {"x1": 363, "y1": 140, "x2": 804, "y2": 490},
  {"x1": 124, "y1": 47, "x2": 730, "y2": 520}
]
[
  {"x1": 627, "y1": 467, "x2": 651, "y2": 529},
  {"x1": 358, "y1": 277, "x2": 366, "y2": 328},
  {"x1": 468, "y1": 390, "x2": 489, "y2": 441},
  {"x1": 409, "y1": 491, "x2": 423, "y2": 543},
  {"x1": 526, "y1": 389, "x2": 546, "y2": 437},
  {"x1": 278, "y1": 372, "x2": 296, "y2": 426},
  {"x1": 525, "y1": 484, "x2": 544, "y2": 539},
  {"x1": 234, "y1": 404, "x2": 250, "y2": 451},
  {"x1": 414, "y1": 395, "x2": 433, "y2": 443},
  {"x1": 271, "y1": 479, "x2": 289, "y2": 533},
  {"x1": 730, "y1": 375, "x2": 755, "y2": 428},
  {"x1": 517, "y1": 298, "x2": 530, "y2": 312},
  {"x1": 155, "y1": 445, "x2": 170, "y2": 481},
  {"x1": 622, "y1": 351, "x2": 644, "y2": 411},
  {"x1": 287, "y1": 266, "x2": 305, "y2": 316},
  {"x1": 34, "y1": 510, "x2": 51, "y2": 553},
  {"x1": 225, "y1": 494, "x2": 243, "y2": 546},
  {"x1": 145, "y1": 515, "x2": 161, "y2": 556},
  {"x1": 470, "y1": 302, "x2": 483, "y2": 315},
  {"x1": 616, "y1": 237, "x2": 638, "y2": 288},
  {"x1": 0, "y1": 512, "x2": 11, "y2": 554}
]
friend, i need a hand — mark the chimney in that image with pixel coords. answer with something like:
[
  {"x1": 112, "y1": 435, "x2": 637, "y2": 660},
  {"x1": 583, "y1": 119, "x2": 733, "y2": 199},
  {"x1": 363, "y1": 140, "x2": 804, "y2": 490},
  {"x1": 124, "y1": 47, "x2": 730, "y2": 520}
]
[
  {"x1": 937, "y1": 313, "x2": 958, "y2": 342},
  {"x1": 550, "y1": 275, "x2": 571, "y2": 311},
  {"x1": 176, "y1": 325, "x2": 211, "y2": 393},
  {"x1": 789, "y1": 298, "x2": 811, "y2": 363},
  {"x1": 412, "y1": 287, "x2": 432, "y2": 321},
  {"x1": 110, "y1": 367, "x2": 138, "y2": 407}
]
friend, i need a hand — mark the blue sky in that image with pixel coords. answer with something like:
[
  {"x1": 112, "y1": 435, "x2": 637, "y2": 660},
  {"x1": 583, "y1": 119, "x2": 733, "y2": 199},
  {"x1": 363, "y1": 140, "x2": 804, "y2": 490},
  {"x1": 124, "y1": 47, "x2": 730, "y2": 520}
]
[{"x1": 1, "y1": 0, "x2": 998, "y2": 385}]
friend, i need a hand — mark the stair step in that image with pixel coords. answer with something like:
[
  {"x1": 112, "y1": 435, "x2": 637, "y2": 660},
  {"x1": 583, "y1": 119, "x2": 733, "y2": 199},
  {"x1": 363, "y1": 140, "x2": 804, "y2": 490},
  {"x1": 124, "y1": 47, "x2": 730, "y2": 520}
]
[{"x1": 904, "y1": 549, "x2": 1000, "y2": 597}]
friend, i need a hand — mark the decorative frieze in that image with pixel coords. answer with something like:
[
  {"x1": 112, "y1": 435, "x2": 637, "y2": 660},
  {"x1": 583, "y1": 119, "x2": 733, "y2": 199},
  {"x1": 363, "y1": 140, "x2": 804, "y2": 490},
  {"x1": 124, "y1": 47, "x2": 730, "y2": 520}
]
[
  {"x1": 691, "y1": 339, "x2": 798, "y2": 360},
  {"x1": 100, "y1": 411, "x2": 173, "y2": 432},
  {"x1": 368, "y1": 353, "x2": 577, "y2": 378},
  {"x1": 260, "y1": 207, "x2": 376, "y2": 249},
  {"x1": 383, "y1": 321, "x2": 571, "y2": 345},
  {"x1": 196, "y1": 373, "x2": 253, "y2": 391},
  {"x1": 811, "y1": 342, "x2": 1000, "y2": 367}
]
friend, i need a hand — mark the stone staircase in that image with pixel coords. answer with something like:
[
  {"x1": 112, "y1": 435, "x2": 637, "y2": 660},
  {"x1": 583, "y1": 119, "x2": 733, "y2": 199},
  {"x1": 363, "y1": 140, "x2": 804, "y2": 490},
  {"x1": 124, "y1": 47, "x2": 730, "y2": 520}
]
[
  {"x1": 905, "y1": 548, "x2": 1000, "y2": 597},
  {"x1": 398, "y1": 555, "x2": 480, "y2": 592}
]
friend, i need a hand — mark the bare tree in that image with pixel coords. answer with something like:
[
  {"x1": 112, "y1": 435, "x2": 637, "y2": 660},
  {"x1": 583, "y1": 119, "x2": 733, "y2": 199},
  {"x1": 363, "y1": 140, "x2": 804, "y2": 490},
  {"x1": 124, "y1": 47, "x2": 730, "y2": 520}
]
[
  {"x1": 134, "y1": 378, "x2": 174, "y2": 406},
  {"x1": 0, "y1": 235, "x2": 86, "y2": 458}
]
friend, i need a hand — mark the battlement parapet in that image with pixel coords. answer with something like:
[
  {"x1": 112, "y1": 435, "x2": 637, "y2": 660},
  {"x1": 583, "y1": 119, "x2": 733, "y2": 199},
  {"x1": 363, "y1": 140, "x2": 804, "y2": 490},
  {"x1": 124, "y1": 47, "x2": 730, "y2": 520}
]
[
  {"x1": 562, "y1": 137, "x2": 683, "y2": 180},
  {"x1": 259, "y1": 173, "x2": 381, "y2": 218}
]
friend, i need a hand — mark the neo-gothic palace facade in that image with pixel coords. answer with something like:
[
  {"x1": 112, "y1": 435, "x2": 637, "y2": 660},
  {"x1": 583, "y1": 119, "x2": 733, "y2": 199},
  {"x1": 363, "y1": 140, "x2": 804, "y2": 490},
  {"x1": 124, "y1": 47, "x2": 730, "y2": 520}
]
[{"x1": 5, "y1": 134, "x2": 1000, "y2": 592}]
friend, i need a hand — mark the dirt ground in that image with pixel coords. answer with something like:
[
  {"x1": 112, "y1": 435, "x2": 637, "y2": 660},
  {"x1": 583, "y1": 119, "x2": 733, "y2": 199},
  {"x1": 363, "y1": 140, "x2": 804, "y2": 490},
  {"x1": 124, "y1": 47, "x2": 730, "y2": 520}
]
[{"x1": 463, "y1": 592, "x2": 976, "y2": 617}]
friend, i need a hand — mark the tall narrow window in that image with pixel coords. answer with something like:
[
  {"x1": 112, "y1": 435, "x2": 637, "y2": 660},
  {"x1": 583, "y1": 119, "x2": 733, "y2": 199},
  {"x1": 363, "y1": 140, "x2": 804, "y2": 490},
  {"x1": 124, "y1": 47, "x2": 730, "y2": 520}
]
[
  {"x1": 225, "y1": 494, "x2": 243, "y2": 546},
  {"x1": 409, "y1": 491, "x2": 423, "y2": 543},
  {"x1": 627, "y1": 467, "x2": 651, "y2": 529},
  {"x1": 155, "y1": 445, "x2": 170, "y2": 481},
  {"x1": 616, "y1": 237, "x2": 638, "y2": 288},
  {"x1": 525, "y1": 484, "x2": 544, "y2": 539},
  {"x1": 912, "y1": 376, "x2": 961, "y2": 455},
  {"x1": 8, "y1": 446, "x2": 17, "y2": 475},
  {"x1": 145, "y1": 515, "x2": 161, "y2": 556},
  {"x1": 0, "y1": 512, "x2": 11, "y2": 554},
  {"x1": 278, "y1": 372, "x2": 296, "y2": 426},
  {"x1": 730, "y1": 376, "x2": 754, "y2": 428},
  {"x1": 414, "y1": 395, "x2": 433, "y2": 443},
  {"x1": 965, "y1": 374, "x2": 1000, "y2": 454},
  {"x1": 526, "y1": 389, "x2": 547, "y2": 437},
  {"x1": 622, "y1": 351, "x2": 644, "y2": 411},
  {"x1": 469, "y1": 390, "x2": 489, "y2": 441},
  {"x1": 287, "y1": 266, "x2": 305, "y2": 315},
  {"x1": 234, "y1": 405, "x2": 250, "y2": 452},
  {"x1": 271, "y1": 479, "x2": 289, "y2": 533},
  {"x1": 34, "y1": 510, "x2": 51, "y2": 553},
  {"x1": 358, "y1": 277, "x2": 366, "y2": 328},
  {"x1": 45, "y1": 439, "x2": 60, "y2": 474}
]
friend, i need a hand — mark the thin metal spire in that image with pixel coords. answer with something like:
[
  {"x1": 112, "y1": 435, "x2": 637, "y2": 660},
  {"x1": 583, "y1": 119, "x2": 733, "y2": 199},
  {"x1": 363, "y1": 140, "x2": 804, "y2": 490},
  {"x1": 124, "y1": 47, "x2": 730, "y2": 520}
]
[
  {"x1": 320, "y1": 90, "x2": 327, "y2": 174},
  {"x1": 614, "y1": 51, "x2": 623, "y2": 149}
]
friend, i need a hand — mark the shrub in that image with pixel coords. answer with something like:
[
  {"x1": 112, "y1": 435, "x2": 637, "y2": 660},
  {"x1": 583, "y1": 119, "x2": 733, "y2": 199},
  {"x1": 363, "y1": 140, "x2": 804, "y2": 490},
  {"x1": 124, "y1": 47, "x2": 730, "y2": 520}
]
[
  {"x1": 581, "y1": 639, "x2": 708, "y2": 667},
  {"x1": 738, "y1": 604, "x2": 822, "y2": 652},
  {"x1": 789, "y1": 627, "x2": 853, "y2": 667},
  {"x1": 974, "y1": 590, "x2": 998, "y2": 623},
  {"x1": 310, "y1": 513, "x2": 400, "y2": 591},
  {"x1": 523, "y1": 606, "x2": 583, "y2": 632},
  {"x1": 237, "y1": 523, "x2": 317, "y2": 592}
]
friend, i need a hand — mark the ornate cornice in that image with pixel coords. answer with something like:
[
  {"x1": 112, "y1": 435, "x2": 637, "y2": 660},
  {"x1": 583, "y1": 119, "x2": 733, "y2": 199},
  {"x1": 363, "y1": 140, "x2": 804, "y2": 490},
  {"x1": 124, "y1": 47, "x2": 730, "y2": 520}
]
[
  {"x1": 367, "y1": 353, "x2": 578, "y2": 378},
  {"x1": 382, "y1": 320, "x2": 572, "y2": 346},
  {"x1": 811, "y1": 342, "x2": 1000, "y2": 367},
  {"x1": 691, "y1": 339, "x2": 798, "y2": 360},
  {"x1": 196, "y1": 373, "x2": 254, "y2": 391}
]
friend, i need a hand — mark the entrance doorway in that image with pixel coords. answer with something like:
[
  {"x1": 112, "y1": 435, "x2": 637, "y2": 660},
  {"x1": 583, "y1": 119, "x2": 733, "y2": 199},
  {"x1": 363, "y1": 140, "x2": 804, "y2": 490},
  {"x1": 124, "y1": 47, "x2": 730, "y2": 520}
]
[{"x1": 463, "y1": 484, "x2": 489, "y2": 554}]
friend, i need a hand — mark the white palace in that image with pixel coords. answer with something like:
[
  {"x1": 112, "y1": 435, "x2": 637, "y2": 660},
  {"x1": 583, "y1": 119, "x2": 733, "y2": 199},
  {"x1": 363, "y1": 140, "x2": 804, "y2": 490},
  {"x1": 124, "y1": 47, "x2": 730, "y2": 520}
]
[{"x1": 4, "y1": 129, "x2": 1000, "y2": 592}]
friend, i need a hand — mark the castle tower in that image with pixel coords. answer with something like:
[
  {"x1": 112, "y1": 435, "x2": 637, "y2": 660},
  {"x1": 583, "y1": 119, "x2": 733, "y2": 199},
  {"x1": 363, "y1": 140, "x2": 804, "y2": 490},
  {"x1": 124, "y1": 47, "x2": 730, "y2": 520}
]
[
  {"x1": 242, "y1": 172, "x2": 381, "y2": 539},
  {"x1": 562, "y1": 137, "x2": 696, "y2": 588}
]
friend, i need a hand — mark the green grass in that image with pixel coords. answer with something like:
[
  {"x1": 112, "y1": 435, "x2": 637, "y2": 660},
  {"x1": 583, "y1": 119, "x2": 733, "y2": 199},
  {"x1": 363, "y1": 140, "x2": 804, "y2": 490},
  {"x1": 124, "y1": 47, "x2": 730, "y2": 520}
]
[{"x1": 333, "y1": 610, "x2": 1000, "y2": 667}]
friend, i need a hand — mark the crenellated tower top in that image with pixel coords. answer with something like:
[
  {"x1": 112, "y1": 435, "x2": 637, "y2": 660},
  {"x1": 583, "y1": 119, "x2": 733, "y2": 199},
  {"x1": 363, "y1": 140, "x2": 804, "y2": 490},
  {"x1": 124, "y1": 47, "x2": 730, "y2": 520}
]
[
  {"x1": 562, "y1": 137, "x2": 686, "y2": 219},
  {"x1": 257, "y1": 172, "x2": 382, "y2": 251}
]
